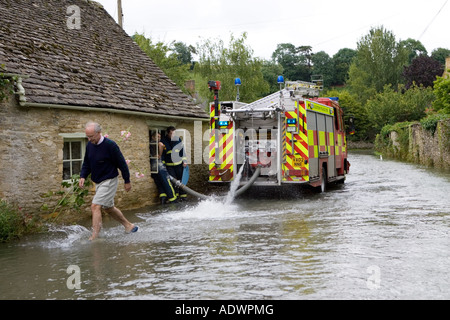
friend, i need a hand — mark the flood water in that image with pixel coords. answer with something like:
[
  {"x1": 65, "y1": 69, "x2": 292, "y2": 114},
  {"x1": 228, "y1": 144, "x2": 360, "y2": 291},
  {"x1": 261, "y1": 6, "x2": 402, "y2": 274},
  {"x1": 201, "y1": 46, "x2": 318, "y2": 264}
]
[{"x1": 1, "y1": 151, "x2": 449, "y2": 300}]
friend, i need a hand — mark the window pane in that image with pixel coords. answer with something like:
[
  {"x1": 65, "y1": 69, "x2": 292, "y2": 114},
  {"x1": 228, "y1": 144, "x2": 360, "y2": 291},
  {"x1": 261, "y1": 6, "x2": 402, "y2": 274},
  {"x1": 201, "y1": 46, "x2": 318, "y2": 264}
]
[
  {"x1": 63, "y1": 161, "x2": 71, "y2": 180},
  {"x1": 63, "y1": 142, "x2": 70, "y2": 160},
  {"x1": 72, "y1": 161, "x2": 82, "y2": 176},
  {"x1": 71, "y1": 142, "x2": 82, "y2": 159}
]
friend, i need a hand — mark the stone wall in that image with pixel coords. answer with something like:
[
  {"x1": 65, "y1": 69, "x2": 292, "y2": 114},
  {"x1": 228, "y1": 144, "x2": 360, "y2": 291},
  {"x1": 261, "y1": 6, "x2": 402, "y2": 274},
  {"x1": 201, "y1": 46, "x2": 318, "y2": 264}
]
[
  {"x1": 0, "y1": 92, "x2": 209, "y2": 222},
  {"x1": 409, "y1": 120, "x2": 450, "y2": 168},
  {"x1": 376, "y1": 120, "x2": 450, "y2": 169}
]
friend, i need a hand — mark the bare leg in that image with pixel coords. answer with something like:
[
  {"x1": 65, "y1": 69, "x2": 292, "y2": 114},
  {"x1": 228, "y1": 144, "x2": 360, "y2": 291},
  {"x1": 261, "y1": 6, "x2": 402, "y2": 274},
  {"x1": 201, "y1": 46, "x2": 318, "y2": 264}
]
[
  {"x1": 90, "y1": 203, "x2": 103, "y2": 240},
  {"x1": 104, "y1": 206, "x2": 135, "y2": 233}
]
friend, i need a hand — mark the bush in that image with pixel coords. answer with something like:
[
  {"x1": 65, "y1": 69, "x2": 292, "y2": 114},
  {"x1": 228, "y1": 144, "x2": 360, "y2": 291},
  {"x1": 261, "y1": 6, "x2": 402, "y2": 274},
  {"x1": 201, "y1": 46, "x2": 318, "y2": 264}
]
[
  {"x1": 420, "y1": 113, "x2": 450, "y2": 135},
  {"x1": 433, "y1": 76, "x2": 450, "y2": 114},
  {"x1": 366, "y1": 84, "x2": 434, "y2": 133},
  {"x1": 0, "y1": 200, "x2": 22, "y2": 242},
  {"x1": 0, "y1": 199, "x2": 43, "y2": 242},
  {"x1": 375, "y1": 122, "x2": 413, "y2": 159}
]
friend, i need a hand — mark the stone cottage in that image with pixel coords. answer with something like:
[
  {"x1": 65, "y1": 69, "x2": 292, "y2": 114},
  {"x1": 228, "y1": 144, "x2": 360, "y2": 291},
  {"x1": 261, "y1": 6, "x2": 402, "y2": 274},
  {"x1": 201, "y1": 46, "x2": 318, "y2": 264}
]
[{"x1": 0, "y1": 0, "x2": 209, "y2": 220}]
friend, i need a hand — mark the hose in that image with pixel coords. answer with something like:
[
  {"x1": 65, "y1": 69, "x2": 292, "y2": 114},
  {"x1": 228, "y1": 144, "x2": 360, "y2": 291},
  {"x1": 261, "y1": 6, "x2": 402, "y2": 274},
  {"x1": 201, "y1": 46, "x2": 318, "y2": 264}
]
[
  {"x1": 168, "y1": 175, "x2": 210, "y2": 200},
  {"x1": 234, "y1": 166, "x2": 261, "y2": 197},
  {"x1": 168, "y1": 166, "x2": 261, "y2": 201}
]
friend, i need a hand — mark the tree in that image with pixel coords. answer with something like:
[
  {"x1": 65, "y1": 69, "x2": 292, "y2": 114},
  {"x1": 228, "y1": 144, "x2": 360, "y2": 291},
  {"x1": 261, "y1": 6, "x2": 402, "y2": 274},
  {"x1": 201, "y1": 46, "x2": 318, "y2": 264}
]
[
  {"x1": 261, "y1": 60, "x2": 284, "y2": 95},
  {"x1": 348, "y1": 26, "x2": 408, "y2": 94},
  {"x1": 272, "y1": 43, "x2": 313, "y2": 81},
  {"x1": 399, "y1": 38, "x2": 427, "y2": 65},
  {"x1": 195, "y1": 32, "x2": 269, "y2": 103},
  {"x1": 133, "y1": 33, "x2": 190, "y2": 92},
  {"x1": 171, "y1": 41, "x2": 196, "y2": 67},
  {"x1": 311, "y1": 51, "x2": 334, "y2": 88},
  {"x1": 403, "y1": 55, "x2": 444, "y2": 89},
  {"x1": 431, "y1": 48, "x2": 450, "y2": 67},
  {"x1": 332, "y1": 48, "x2": 356, "y2": 86}
]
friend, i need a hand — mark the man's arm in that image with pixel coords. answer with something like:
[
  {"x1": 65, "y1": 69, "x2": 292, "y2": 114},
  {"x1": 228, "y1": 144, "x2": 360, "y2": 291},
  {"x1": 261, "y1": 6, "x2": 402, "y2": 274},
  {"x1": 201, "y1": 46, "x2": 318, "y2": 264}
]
[{"x1": 112, "y1": 142, "x2": 131, "y2": 185}]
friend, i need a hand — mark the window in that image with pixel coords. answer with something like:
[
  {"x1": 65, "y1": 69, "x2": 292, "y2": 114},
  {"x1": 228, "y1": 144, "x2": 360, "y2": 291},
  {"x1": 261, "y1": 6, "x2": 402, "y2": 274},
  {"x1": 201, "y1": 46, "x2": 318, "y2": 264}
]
[
  {"x1": 149, "y1": 129, "x2": 160, "y2": 174},
  {"x1": 63, "y1": 139, "x2": 86, "y2": 180},
  {"x1": 60, "y1": 134, "x2": 87, "y2": 180}
]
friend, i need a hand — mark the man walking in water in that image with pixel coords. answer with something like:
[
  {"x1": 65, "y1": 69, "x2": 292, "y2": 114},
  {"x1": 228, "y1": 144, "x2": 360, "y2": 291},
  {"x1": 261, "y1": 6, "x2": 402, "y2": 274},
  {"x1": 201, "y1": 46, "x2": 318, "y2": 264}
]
[{"x1": 79, "y1": 122, "x2": 138, "y2": 240}]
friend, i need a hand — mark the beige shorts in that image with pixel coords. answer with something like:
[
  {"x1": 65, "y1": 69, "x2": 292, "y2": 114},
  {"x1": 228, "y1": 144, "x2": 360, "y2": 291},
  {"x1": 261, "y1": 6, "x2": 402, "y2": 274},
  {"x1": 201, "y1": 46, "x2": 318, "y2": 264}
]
[{"x1": 92, "y1": 177, "x2": 118, "y2": 209}]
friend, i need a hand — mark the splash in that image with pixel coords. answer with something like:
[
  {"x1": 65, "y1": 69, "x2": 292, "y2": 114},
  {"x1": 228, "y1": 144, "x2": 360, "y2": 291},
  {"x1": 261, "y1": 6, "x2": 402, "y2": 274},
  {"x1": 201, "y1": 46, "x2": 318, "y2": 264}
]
[
  {"x1": 224, "y1": 161, "x2": 246, "y2": 205},
  {"x1": 42, "y1": 225, "x2": 91, "y2": 248}
]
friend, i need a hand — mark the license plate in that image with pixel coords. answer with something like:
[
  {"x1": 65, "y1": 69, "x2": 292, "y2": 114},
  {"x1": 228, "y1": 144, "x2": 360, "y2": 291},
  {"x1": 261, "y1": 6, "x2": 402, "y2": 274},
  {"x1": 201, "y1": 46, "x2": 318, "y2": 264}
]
[{"x1": 293, "y1": 157, "x2": 304, "y2": 168}]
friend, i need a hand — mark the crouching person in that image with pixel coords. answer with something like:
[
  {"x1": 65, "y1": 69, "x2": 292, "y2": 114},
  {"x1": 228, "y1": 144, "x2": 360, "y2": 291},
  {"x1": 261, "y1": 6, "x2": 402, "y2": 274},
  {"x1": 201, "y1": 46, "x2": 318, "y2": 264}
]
[{"x1": 150, "y1": 131, "x2": 177, "y2": 204}]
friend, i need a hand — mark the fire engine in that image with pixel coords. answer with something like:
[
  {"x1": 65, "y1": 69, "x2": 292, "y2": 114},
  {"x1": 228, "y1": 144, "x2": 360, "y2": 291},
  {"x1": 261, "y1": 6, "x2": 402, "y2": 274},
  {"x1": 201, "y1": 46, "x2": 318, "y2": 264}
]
[{"x1": 207, "y1": 77, "x2": 350, "y2": 193}]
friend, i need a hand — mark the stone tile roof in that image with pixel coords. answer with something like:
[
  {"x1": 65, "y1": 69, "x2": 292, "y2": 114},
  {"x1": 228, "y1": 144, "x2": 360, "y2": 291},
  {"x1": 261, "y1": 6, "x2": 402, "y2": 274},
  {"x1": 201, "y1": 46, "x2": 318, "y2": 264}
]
[{"x1": 0, "y1": 0, "x2": 207, "y2": 119}]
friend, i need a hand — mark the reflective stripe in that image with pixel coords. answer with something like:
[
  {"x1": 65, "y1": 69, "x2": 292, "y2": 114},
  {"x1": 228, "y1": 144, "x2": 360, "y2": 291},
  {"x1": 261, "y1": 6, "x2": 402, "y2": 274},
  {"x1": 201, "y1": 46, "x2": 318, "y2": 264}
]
[
  {"x1": 166, "y1": 178, "x2": 177, "y2": 201},
  {"x1": 209, "y1": 103, "x2": 234, "y2": 182},
  {"x1": 282, "y1": 101, "x2": 309, "y2": 182},
  {"x1": 166, "y1": 161, "x2": 183, "y2": 166}
]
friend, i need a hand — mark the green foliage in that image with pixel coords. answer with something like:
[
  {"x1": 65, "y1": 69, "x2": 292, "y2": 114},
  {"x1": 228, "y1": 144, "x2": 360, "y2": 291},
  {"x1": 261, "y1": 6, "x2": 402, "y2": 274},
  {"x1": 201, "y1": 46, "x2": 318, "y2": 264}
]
[
  {"x1": 194, "y1": 32, "x2": 269, "y2": 103},
  {"x1": 365, "y1": 84, "x2": 434, "y2": 133},
  {"x1": 332, "y1": 48, "x2": 357, "y2": 86},
  {"x1": 40, "y1": 174, "x2": 93, "y2": 221},
  {"x1": 171, "y1": 41, "x2": 196, "y2": 66},
  {"x1": 399, "y1": 38, "x2": 427, "y2": 65},
  {"x1": 325, "y1": 89, "x2": 370, "y2": 140},
  {"x1": 0, "y1": 199, "x2": 43, "y2": 242},
  {"x1": 0, "y1": 200, "x2": 23, "y2": 242},
  {"x1": 432, "y1": 76, "x2": 450, "y2": 114},
  {"x1": 420, "y1": 113, "x2": 450, "y2": 135},
  {"x1": 347, "y1": 62, "x2": 377, "y2": 104},
  {"x1": 272, "y1": 44, "x2": 313, "y2": 82},
  {"x1": 375, "y1": 122, "x2": 413, "y2": 158},
  {"x1": 431, "y1": 48, "x2": 450, "y2": 67},
  {"x1": 133, "y1": 33, "x2": 191, "y2": 93},
  {"x1": 0, "y1": 64, "x2": 16, "y2": 103},
  {"x1": 261, "y1": 60, "x2": 284, "y2": 95},
  {"x1": 348, "y1": 26, "x2": 408, "y2": 94},
  {"x1": 311, "y1": 51, "x2": 334, "y2": 88}
]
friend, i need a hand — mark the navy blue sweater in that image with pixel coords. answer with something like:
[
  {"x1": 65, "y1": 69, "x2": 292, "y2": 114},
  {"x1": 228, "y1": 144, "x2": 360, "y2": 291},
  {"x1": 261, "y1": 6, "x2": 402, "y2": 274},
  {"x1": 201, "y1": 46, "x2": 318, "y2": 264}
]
[{"x1": 80, "y1": 138, "x2": 130, "y2": 184}]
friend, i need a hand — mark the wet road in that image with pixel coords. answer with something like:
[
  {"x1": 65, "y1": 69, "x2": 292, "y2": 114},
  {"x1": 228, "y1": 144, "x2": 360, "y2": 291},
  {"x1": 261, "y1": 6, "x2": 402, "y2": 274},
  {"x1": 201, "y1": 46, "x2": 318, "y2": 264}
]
[{"x1": 1, "y1": 151, "x2": 449, "y2": 299}]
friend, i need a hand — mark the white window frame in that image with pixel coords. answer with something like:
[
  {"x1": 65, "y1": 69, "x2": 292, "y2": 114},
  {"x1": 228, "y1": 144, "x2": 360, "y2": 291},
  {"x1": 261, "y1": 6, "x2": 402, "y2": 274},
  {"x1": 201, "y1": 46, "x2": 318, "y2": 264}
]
[
  {"x1": 59, "y1": 133, "x2": 87, "y2": 181},
  {"x1": 149, "y1": 128, "x2": 160, "y2": 174}
]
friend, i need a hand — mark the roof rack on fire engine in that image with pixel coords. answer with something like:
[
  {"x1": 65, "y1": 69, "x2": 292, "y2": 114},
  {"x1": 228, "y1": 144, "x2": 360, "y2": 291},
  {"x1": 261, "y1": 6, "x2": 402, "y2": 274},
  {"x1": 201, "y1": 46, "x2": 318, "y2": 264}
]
[{"x1": 285, "y1": 80, "x2": 321, "y2": 97}]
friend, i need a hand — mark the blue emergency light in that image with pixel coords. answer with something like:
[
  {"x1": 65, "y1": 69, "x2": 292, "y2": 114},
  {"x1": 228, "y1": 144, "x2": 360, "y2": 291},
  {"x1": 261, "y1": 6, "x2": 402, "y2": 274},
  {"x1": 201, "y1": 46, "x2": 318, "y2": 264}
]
[
  {"x1": 219, "y1": 121, "x2": 229, "y2": 127},
  {"x1": 287, "y1": 119, "x2": 297, "y2": 125}
]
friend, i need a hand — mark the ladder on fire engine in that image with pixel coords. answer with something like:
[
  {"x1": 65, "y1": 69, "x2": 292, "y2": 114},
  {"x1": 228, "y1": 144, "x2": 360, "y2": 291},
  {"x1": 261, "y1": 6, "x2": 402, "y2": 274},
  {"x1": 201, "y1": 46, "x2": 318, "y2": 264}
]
[{"x1": 240, "y1": 80, "x2": 322, "y2": 112}]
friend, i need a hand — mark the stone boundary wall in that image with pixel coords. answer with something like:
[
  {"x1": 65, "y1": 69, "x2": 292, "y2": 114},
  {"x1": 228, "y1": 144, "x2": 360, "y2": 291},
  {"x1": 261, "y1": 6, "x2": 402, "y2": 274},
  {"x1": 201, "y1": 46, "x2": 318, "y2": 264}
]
[
  {"x1": 378, "y1": 120, "x2": 450, "y2": 170},
  {"x1": 409, "y1": 120, "x2": 450, "y2": 169}
]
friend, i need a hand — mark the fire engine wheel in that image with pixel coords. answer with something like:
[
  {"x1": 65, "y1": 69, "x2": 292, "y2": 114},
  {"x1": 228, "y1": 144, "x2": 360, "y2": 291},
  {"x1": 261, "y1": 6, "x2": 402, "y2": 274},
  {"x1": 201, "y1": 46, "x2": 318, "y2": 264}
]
[{"x1": 320, "y1": 167, "x2": 327, "y2": 193}]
